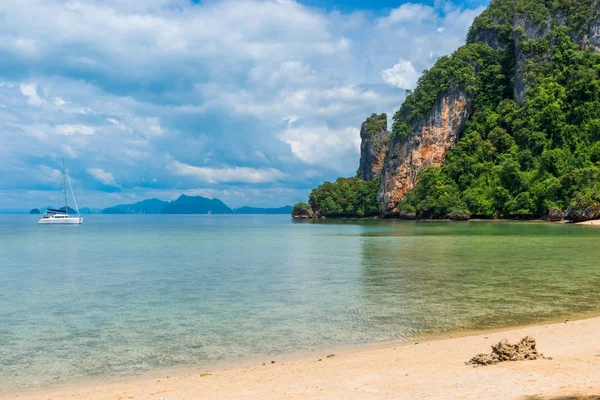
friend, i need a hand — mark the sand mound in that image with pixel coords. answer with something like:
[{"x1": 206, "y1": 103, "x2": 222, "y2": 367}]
[{"x1": 466, "y1": 336, "x2": 548, "y2": 366}]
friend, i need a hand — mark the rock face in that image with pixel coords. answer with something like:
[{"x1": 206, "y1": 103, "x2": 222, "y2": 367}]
[
  {"x1": 378, "y1": 87, "x2": 472, "y2": 215},
  {"x1": 292, "y1": 208, "x2": 314, "y2": 220},
  {"x1": 291, "y1": 202, "x2": 317, "y2": 220},
  {"x1": 564, "y1": 204, "x2": 600, "y2": 222},
  {"x1": 446, "y1": 211, "x2": 470, "y2": 221},
  {"x1": 546, "y1": 208, "x2": 565, "y2": 222},
  {"x1": 512, "y1": 15, "x2": 553, "y2": 104},
  {"x1": 358, "y1": 114, "x2": 389, "y2": 182},
  {"x1": 466, "y1": 336, "x2": 548, "y2": 367}
]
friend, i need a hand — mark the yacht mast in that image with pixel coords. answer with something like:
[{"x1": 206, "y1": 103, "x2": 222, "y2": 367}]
[
  {"x1": 64, "y1": 160, "x2": 80, "y2": 217},
  {"x1": 61, "y1": 159, "x2": 68, "y2": 213}
]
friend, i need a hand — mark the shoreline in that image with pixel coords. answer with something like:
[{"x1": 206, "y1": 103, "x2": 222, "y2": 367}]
[
  {"x1": 294, "y1": 215, "x2": 600, "y2": 224},
  {"x1": 577, "y1": 219, "x2": 600, "y2": 225},
  {"x1": 7, "y1": 315, "x2": 600, "y2": 400}
]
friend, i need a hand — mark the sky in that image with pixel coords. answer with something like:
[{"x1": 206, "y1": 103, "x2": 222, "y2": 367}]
[{"x1": 0, "y1": 0, "x2": 489, "y2": 210}]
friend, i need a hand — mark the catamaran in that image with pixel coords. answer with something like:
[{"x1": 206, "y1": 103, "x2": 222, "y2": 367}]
[{"x1": 38, "y1": 160, "x2": 83, "y2": 225}]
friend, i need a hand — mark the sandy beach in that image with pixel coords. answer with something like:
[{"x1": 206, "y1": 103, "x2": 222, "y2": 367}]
[
  {"x1": 577, "y1": 219, "x2": 600, "y2": 225},
  {"x1": 6, "y1": 316, "x2": 600, "y2": 400}
]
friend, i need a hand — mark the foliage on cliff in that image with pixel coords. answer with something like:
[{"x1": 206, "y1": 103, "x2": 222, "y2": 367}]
[
  {"x1": 364, "y1": 113, "x2": 388, "y2": 136},
  {"x1": 467, "y1": 0, "x2": 596, "y2": 45},
  {"x1": 358, "y1": 113, "x2": 390, "y2": 181},
  {"x1": 397, "y1": 0, "x2": 600, "y2": 219},
  {"x1": 292, "y1": 202, "x2": 312, "y2": 215},
  {"x1": 306, "y1": 177, "x2": 380, "y2": 218},
  {"x1": 392, "y1": 43, "x2": 507, "y2": 140}
]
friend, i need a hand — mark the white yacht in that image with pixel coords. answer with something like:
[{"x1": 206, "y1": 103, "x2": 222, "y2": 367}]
[{"x1": 38, "y1": 160, "x2": 83, "y2": 225}]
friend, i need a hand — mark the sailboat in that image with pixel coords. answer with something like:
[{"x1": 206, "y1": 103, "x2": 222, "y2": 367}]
[{"x1": 38, "y1": 160, "x2": 83, "y2": 225}]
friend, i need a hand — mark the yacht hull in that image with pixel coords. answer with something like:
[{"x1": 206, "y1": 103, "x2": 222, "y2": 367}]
[{"x1": 38, "y1": 217, "x2": 83, "y2": 225}]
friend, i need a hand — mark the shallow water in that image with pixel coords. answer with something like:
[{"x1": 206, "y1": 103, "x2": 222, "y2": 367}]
[{"x1": 1, "y1": 215, "x2": 600, "y2": 392}]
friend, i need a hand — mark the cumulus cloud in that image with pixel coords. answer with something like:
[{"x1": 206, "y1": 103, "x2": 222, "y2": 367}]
[
  {"x1": 168, "y1": 161, "x2": 285, "y2": 184},
  {"x1": 20, "y1": 84, "x2": 43, "y2": 106},
  {"x1": 39, "y1": 165, "x2": 62, "y2": 183},
  {"x1": 87, "y1": 168, "x2": 117, "y2": 186},
  {"x1": 377, "y1": 3, "x2": 435, "y2": 28},
  {"x1": 278, "y1": 125, "x2": 361, "y2": 172},
  {"x1": 381, "y1": 61, "x2": 420, "y2": 90}
]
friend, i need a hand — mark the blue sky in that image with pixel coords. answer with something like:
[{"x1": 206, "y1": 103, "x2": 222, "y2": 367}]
[{"x1": 0, "y1": 0, "x2": 489, "y2": 209}]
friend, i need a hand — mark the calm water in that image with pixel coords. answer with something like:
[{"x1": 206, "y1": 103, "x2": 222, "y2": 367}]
[{"x1": 1, "y1": 215, "x2": 600, "y2": 392}]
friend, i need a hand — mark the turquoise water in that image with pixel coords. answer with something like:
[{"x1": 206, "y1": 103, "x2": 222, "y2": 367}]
[{"x1": 2, "y1": 215, "x2": 600, "y2": 392}]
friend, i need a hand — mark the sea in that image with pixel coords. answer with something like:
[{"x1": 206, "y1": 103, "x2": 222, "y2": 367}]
[{"x1": 1, "y1": 214, "x2": 600, "y2": 392}]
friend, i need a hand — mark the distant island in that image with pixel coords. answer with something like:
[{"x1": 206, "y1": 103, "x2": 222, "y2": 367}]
[
  {"x1": 23, "y1": 195, "x2": 292, "y2": 215},
  {"x1": 101, "y1": 195, "x2": 292, "y2": 215}
]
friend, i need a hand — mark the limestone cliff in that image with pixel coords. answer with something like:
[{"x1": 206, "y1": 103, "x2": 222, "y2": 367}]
[
  {"x1": 358, "y1": 113, "x2": 389, "y2": 182},
  {"x1": 378, "y1": 87, "x2": 472, "y2": 215}
]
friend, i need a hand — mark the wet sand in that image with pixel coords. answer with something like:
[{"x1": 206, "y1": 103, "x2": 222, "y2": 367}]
[{"x1": 6, "y1": 316, "x2": 600, "y2": 400}]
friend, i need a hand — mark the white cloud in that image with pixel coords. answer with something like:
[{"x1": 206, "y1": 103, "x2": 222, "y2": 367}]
[
  {"x1": 107, "y1": 117, "x2": 127, "y2": 130},
  {"x1": 194, "y1": 83, "x2": 398, "y2": 124},
  {"x1": 61, "y1": 144, "x2": 78, "y2": 158},
  {"x1": 381, "y1": 61, "x2": 420, "y2": 90},
  {"x1": 56, "y1": 124, "x2": 97, "y2": 135},
  {"x1": 377, "y1": 4, "x2": 435, "y2": 28},
  {"x1": 39, "y1": 165, "x2": 62, "y2": 183},
  {"x1": 278, "y1": 125, "x2": 360, "y2": 172},
  {"x1": 87, "y1": 168, "x2": 117, "y2": 186},
  {"x1": 146, "y1": 118, "x2": 164, "y2": 136},
  {"x1": 20, "y1": 83, "x2": 43, "y2": 106},
  {"x1": 248, "y1": 61, "x2": 316, "y2": 89},
  {"x1": 53, "y1": 97, "x2": 66, "y2": 106},
  {"x1": 168, "y1": 161, "x2": 285, "y2": 184}
]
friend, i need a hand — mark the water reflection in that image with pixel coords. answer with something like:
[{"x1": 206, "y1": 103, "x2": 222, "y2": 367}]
[{"x1": 356, "y1": 221, "x2": 600, "y2": 338}]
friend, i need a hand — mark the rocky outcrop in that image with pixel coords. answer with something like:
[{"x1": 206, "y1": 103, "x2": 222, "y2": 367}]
[
  {"x1": 564, "y1": 204, "x2": 600, "y2": 222},
  {"x1": 512, "y1": 15, "x2": 553, "y2": 104},
  {"x1": 546, "y1": 208, "x2": 564, "y2": 222},
  {"x1": 467, "y1": 19, "x2": 510, "y2": 51},
  {"x1": 446, "y1": 210, "x2": 471, "y2": 220},
  {"x1": 358, "y1": 114, "x2": 389, "y2": 182},
  {"x1": 466, "y1": 336, "x2": 548, "y2": 367},
  {"x1": 583, "y1": 17, "x2": 600, "y2": 50},
  {"x1": 292, "y1": 208, "x2": 314, "y2": 219},
  {"x1": 292, "y1": 202, "x2": 318, "y2": 220},
  {"x1": 377, "y1": 87, "x2": 472, "y2": 215}
]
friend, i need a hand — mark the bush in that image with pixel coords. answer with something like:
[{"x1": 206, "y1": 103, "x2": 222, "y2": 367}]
[
  {"x1": 292, "y1": 202, "x2": 312, "y2": 215},
  {"x1": 309, "y1": 177, "x2": 380, "y2": 217}
]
